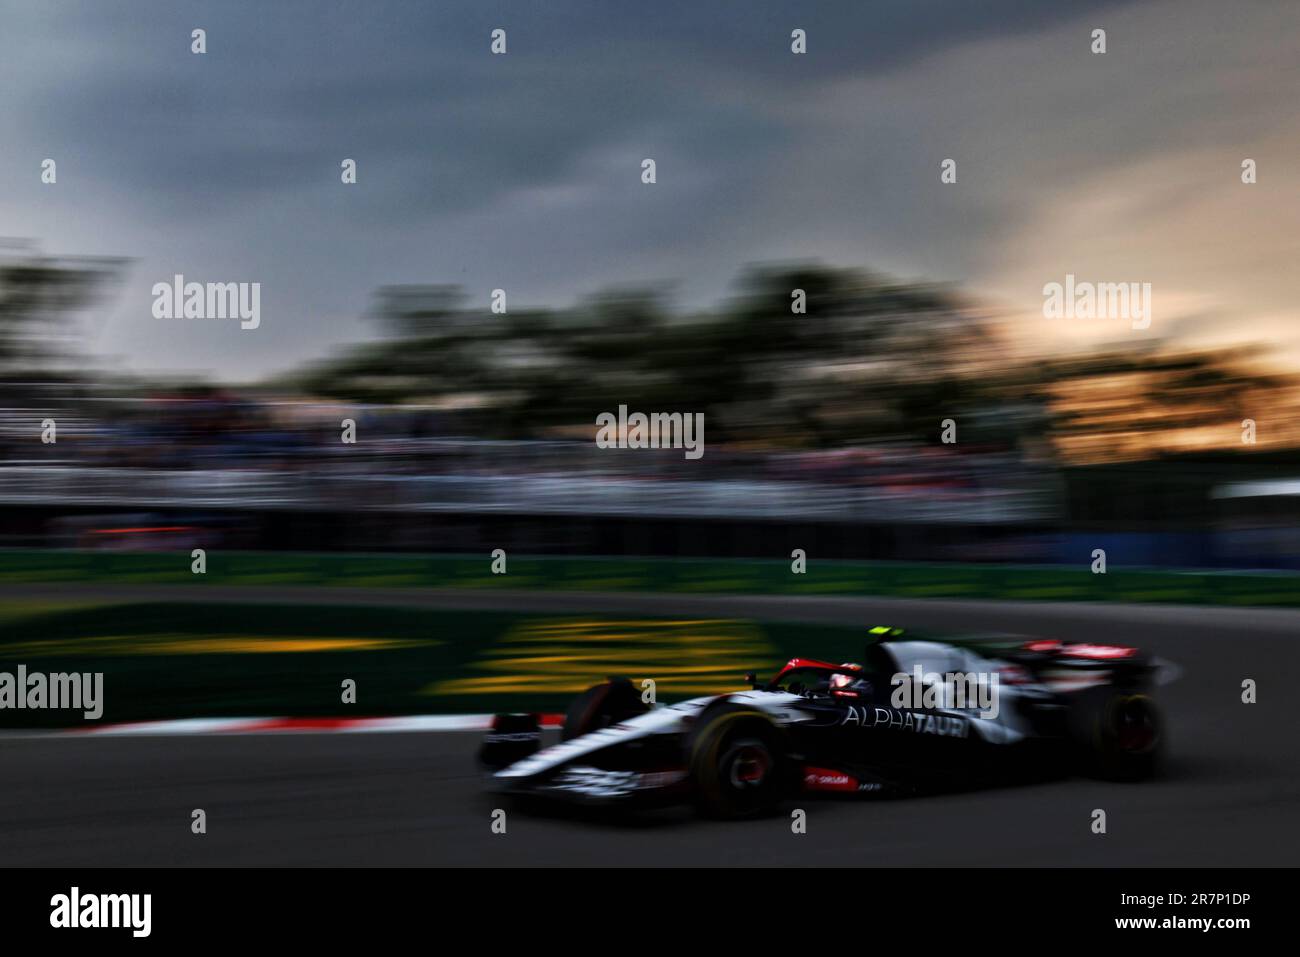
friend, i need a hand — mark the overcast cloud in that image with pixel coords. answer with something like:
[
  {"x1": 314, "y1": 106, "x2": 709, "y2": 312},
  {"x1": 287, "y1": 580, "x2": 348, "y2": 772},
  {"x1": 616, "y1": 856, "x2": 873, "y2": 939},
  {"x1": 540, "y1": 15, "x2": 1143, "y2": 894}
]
[{"x1": 1, "y1": 0, "x2": 1296, "y2": 380}]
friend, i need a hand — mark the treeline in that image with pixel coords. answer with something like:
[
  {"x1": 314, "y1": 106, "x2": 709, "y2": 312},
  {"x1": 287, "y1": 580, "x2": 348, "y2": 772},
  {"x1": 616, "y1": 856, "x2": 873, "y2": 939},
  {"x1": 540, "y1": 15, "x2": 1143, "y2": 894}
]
[{"x1": 294, "y1": 264, "x2": 1299, "y2": 462}]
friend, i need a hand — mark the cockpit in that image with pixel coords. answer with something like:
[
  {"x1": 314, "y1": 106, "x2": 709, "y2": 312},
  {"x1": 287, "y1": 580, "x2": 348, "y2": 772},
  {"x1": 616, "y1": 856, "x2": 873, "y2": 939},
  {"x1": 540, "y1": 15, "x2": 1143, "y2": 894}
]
[{"x1": 771, "y1": 662, "x2": 875, "y2": 701}]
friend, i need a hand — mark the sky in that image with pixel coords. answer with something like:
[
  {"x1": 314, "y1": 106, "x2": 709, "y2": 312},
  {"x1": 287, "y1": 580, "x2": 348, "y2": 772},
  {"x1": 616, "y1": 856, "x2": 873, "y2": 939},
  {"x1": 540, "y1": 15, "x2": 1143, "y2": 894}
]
[{"x1": 2, "y1": 0, "x2": 1298, "y2": 381}]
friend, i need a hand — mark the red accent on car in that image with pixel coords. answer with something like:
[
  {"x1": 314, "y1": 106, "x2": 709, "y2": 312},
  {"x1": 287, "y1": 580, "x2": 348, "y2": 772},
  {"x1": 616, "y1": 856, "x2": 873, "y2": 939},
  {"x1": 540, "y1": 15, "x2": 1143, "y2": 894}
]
[
  {"x1": 801, "y1": 767, "x2": 859, "y2": 792},
  {"x1": 1024, "y1": 639, "x2": 1062, "y2": 653},
  {"x1": 1022, "y1": 639, "x2": 1136, "y2": 660},
  {"x1": 997, "y1": 663, "x2": 1033, "y2": 685},
  {"x1": 90, "y1": 525, "x2": 197, "y2": 535},
  {"x1": 1060, "y1": 643, "x2": 1137, "y2": 659},
  {"x1": 775, "y1": 657, "x2": 843, "y2": 683}
]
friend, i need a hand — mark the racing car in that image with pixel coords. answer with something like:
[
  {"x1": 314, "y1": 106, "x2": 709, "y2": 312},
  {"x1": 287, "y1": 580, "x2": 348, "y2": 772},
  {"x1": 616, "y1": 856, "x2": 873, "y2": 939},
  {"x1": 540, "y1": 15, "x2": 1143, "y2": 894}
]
[{"x1": 480, "y1": 627, "x2": 1172, "y2": 818}]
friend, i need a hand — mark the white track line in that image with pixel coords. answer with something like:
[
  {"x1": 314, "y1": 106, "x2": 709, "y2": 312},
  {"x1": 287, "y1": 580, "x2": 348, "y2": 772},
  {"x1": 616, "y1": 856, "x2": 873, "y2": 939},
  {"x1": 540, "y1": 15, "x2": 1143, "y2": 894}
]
[{"x1": 68, "y1": 713, "x2": 565, "y2": 736}]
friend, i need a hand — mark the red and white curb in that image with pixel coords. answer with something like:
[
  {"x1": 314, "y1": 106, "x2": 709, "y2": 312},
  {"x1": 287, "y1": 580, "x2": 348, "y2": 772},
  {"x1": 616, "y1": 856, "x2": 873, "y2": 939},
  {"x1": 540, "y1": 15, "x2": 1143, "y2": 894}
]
[{"x1": 68, "y1": 713, "x2": 565, "y2": 736}]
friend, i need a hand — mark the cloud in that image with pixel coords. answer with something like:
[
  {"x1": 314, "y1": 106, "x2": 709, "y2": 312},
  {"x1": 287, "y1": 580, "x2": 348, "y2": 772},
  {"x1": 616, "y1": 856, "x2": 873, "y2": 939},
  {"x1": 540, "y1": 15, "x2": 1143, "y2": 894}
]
[{"x1": 6, "y1": 0, "x2": 1295, "y2": 380}]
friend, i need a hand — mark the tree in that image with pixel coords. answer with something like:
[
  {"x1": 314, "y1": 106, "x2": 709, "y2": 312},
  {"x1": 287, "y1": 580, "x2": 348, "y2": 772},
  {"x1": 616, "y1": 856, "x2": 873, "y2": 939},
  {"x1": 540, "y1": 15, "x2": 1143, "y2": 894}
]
[{"x1": 0, "y1": 245, "x2": 124, "y2": 381}]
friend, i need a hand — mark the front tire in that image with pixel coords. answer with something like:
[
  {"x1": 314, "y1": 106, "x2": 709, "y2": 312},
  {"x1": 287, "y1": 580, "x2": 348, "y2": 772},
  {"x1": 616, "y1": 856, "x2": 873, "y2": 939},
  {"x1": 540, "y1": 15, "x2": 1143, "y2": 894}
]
[{"x1": 688, "y1": 705, "x2": 791, "y2": 819}]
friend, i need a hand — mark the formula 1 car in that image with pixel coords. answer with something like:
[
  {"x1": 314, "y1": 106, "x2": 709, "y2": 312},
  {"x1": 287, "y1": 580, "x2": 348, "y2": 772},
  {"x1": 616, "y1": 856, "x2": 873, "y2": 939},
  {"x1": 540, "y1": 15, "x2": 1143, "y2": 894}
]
[{"x1": 480, "y1": 628, "x2": 1174, "y2": 819}]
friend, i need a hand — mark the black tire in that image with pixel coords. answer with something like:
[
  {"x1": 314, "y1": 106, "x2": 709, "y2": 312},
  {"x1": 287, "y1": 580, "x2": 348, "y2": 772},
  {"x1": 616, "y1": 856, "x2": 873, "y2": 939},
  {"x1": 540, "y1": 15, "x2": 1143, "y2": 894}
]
[
  {"x1": 477, "y1": 713, "x2": 542, "y2": 770},
  {"x1": 1068, "y1": 686, "x2": 1163, "y2": 780},
  {"x1": 687, "y1": 704, "x2": 791, "y2": 819},
  {"x1": 562, "y1": 678, "x2": 648, "y2": 741}
]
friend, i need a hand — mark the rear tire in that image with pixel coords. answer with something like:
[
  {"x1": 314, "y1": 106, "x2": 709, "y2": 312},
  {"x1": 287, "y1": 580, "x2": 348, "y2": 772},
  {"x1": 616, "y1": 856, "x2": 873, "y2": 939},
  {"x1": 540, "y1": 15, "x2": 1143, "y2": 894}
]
[
  {"x1": 562, "y1": 678, "x2": 648, "y2": 741},
  {"x1": 687, "y1": 704, "x2": 790, "y2": 819},
  {"x1": 1068, "y1": 687, "x2": 1162, "y2": 780}
]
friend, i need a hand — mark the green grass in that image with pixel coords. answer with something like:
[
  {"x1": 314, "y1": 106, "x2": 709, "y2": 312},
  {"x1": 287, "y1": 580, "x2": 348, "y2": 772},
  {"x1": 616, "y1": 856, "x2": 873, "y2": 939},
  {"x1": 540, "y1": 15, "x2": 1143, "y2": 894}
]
[{"x1": 3, "y1": 550, "x2": 1295, "y2": 606}]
